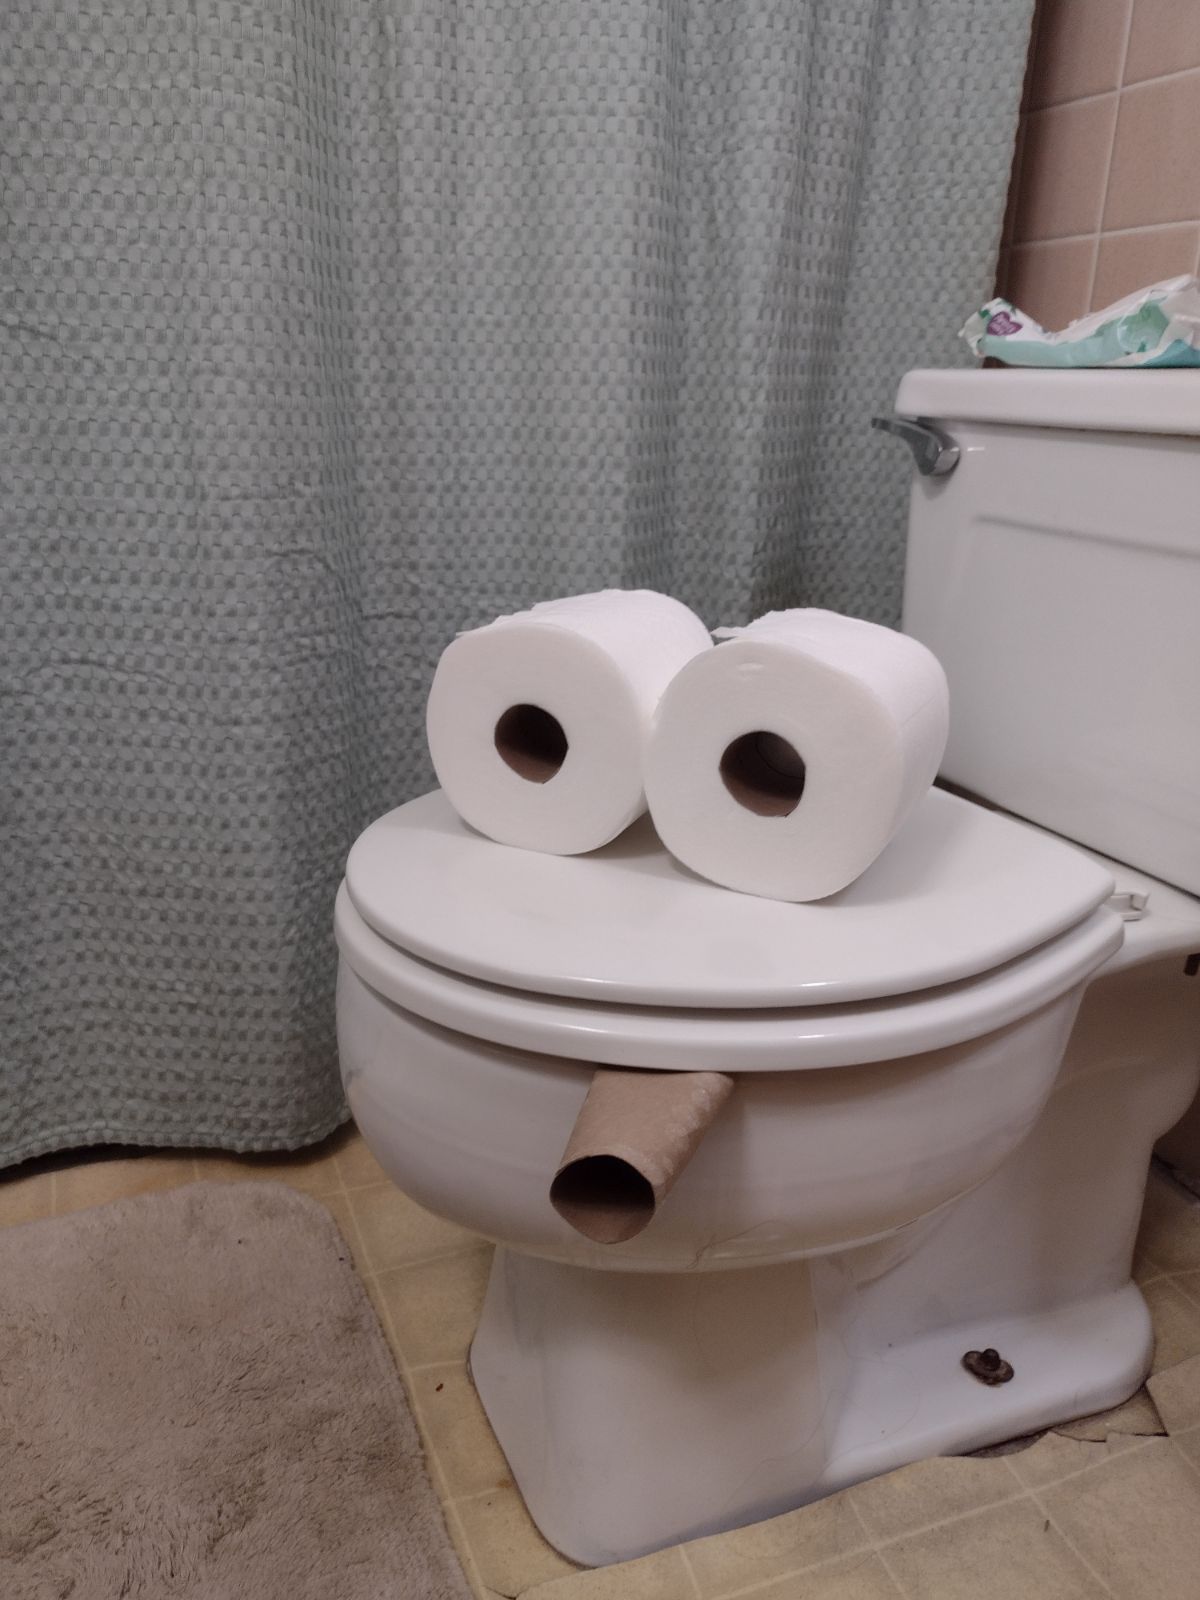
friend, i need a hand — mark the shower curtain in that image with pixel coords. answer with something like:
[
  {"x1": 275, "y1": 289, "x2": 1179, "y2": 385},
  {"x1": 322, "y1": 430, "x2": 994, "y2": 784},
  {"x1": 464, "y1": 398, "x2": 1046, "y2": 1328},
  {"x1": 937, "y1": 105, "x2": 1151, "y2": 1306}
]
[{"x1": 0, "y1": 0, "x2": 1033, "y2": 1163}]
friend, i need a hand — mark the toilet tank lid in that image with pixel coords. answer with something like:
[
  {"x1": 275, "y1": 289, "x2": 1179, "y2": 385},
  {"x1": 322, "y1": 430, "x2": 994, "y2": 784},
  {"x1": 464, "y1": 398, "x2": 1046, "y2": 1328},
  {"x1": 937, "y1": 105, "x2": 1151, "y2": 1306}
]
[
  {"x1": 896, "y1": 368, "x2": 1200, "y2": 436},
  {"x1": 342, "y1": 788, "x2": 1116, "y2": 1010}
]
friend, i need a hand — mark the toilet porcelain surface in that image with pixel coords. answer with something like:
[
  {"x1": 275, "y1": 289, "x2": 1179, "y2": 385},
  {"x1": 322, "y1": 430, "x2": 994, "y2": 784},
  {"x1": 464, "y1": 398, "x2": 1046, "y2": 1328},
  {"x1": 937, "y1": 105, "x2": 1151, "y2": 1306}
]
[
  {"x1": 336, "y1": 794, "x2": 1199, "y2": 1567},
  {"x1": 345, "y1": 786, "x2": 1115, "y2": 1009}
]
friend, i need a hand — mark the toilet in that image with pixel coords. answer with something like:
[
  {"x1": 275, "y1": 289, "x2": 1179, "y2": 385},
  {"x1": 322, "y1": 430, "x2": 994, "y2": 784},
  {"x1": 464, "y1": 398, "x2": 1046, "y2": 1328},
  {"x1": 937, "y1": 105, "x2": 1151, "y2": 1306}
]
[{"x1": 335, "y1": 367, "x2": 1200, "y2": 1568}]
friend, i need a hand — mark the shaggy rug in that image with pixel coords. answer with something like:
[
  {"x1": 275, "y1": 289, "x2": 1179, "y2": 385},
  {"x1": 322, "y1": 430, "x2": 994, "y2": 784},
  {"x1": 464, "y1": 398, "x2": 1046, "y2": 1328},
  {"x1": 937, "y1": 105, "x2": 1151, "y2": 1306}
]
[{"x1": 0, "y1": 1181, "x2": 472, "y2": 1600}]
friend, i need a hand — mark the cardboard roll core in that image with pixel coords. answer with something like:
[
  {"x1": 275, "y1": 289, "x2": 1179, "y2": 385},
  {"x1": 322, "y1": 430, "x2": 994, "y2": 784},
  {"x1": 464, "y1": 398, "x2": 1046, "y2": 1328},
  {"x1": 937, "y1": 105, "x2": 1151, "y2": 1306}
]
[
  {"x1": 494, "y1": 704, "x2": 569, "y2": 783},
  {"x1": 549, "y1": 1155, "x2": 656, "y2": 1245},
  {"x1": 720, "y1": 731, "x2": 806, "y2": 817}
]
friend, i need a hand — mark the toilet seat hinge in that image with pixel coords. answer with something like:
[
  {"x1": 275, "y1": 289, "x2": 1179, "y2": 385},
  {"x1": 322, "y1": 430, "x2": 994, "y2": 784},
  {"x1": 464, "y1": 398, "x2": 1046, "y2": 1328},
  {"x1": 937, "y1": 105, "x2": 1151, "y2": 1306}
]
[{"x1": 1106, "y1": 890, "x2": 1149, "y2": 922}]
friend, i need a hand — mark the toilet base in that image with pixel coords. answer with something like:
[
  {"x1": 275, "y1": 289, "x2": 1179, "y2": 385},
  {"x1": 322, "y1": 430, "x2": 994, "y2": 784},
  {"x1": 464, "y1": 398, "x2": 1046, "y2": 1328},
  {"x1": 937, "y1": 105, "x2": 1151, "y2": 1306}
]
[{"x1": 470, "y1": 1246, "x2": 1153, "y2": 1568}]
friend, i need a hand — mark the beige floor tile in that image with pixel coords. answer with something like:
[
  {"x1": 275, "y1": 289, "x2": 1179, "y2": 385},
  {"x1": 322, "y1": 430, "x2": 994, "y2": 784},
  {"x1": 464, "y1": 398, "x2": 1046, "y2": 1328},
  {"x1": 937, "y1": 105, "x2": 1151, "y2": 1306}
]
[
  {"x1": 1147, "y1": 1353, "x2": 1200, "y2": 1435},
  {"x1": 1132, "y1": 1251, "x2": 1164, "y2": 1285},
  {"x1": 685, "y1": 1490, "x2": 868, "y2": 1597},
  {"x1": 521, "y1": 1545, "x2": 694, "y2": 1600},
  {"x1": 1142, "y1": 1277, "x2": 1200, "y2": 1374},
  {"x1": 737, "y1": 1552, "x2": 904, "y2": 1600},
  {"x1": 1053, "y1": 1386, "x2": 1164, "y2": 1442},
  {"x1": 881, "y1": 1495, "x2": 1097, "y2": 1600},
  {"x1": 1040, "y1": 1438, "x2": 1200, "y2": 1600},
  {"x1": 1173, "y1": 1268, "x2": 1200, "y2": 1309},
  {"x1": 1005, "y1": 1430, "x2": 1114, "y2": 1489},
  {"x1": 1136, "y1": 1169, "x2": 1200, "y2": 1274},
  {"x1": 0, "y1": 1166, "x2": 56, "y2": 1227},
  {"x1": 348, "y1": 1181, "x2": 483, "y2": 1273},
  {"x1": 376, "y1": 1245, "x2": 494, "y2": 1368},
  {"x1": 441, "y1": 1500, "x2": 495, "y2": 1600},
  {"x1": 454, "y1": 1485, "x2": 581, "y2": 1595},
  {"x1": 1174, "y1": 1426, "x2": 1200, "y2": 1475},
  {"x1": 850, "y1": 1455, "x2": 1015, "y2": 1544},
  {"x1": 410, "y1": 1362, "x2": 511, "y2": 1500},
  {"x1": 191, "y1": 1133, "x2": 344, "y2": 1197},
  {"x1": 335, "y1": 1127, "x2": 389, "y2": 1189},
  {"x1": 54, "y1": 1151, "x2": 197, "y2": 1215},
  {"x1": 313, "y1": 1192, "x2": 371, "y2": 1273}
]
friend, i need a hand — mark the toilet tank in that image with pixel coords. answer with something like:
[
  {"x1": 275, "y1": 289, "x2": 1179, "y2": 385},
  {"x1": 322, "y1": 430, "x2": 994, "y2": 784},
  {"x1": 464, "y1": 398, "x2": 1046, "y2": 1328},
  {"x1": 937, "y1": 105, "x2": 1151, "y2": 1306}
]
[{"x1": 894, "y1": 369, "x2": 1200, "y2": 895}]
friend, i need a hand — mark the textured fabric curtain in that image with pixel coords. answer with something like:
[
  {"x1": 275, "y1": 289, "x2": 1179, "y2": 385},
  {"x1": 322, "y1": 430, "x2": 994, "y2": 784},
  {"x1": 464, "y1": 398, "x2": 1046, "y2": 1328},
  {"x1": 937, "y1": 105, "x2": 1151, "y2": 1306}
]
[{"x1": 0, "y1": 0, "x2": 1032, "y2": 1164}]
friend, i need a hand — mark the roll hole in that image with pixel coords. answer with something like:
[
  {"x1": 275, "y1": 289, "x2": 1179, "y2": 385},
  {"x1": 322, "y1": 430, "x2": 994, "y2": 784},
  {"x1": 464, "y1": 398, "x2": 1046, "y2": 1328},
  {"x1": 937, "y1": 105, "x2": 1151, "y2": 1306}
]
[
  {"x1": 550, "y1": 1155, "x2": 656, "y2": 1244},
  {"x1": 494, "y1": 704, "x2": 569, "y2": 783},
  {"x1": 720, "y1": 731, "x2": 806, "y2": 817}
]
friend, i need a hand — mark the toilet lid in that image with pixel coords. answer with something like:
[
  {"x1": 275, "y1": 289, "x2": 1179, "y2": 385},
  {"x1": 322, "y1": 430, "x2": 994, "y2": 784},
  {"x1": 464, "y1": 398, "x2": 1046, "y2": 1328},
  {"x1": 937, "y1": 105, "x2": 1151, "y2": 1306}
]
[{"x1": 343, "y1": 788, "x2": 1116, "y2": 1009}]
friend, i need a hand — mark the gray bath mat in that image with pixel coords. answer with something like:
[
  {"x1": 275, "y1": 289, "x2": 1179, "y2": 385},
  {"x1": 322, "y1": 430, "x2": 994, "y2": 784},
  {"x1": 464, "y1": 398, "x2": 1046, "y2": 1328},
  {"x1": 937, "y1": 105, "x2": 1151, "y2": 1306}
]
[{"x1": 0, "y1": 1181, "x2": 472, "y2": 1600}]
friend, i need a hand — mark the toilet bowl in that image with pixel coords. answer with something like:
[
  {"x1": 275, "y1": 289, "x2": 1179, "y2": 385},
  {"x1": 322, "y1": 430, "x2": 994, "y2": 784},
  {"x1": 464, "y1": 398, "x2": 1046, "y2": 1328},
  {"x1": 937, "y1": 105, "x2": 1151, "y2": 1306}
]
[
  {"x1": 336, "y1": 367, "x2": 1200, "y2": 1565},
  {"x1": 335, "y1": 787, "x2": 1200, "y2": 1564}
]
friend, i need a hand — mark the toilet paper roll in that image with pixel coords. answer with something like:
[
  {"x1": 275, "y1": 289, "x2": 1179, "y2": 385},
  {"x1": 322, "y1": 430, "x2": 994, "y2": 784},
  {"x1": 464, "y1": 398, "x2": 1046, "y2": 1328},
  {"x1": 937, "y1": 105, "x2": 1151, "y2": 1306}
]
[
  {"x1": 550, "y1": 1068, "x2": 735, "y2": 1244},
  {"x1": 426, "y1": 590, "x2": 713, "y2": 854},
  {"x1": 643, "y1": 609, "x2": 949, "y2": 902}
]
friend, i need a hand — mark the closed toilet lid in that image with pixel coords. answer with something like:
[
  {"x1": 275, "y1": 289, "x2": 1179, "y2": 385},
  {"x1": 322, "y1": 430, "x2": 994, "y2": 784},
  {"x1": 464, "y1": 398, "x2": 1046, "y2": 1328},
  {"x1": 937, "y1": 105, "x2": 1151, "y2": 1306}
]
[{"x1": 344, "y1": 788, "x2": 1116, "y2": 1009}]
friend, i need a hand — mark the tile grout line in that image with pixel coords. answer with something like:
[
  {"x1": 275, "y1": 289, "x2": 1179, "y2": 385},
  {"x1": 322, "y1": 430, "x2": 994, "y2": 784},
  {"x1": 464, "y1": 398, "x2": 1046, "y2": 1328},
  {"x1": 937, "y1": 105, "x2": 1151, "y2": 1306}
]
[
  {"x1": 1028, "y1": 60, "x2": 1200, "y2": 117},
  {"x1": 374, "y1": 1238, "x2": 490, "y2": 1279},
  {"x1": 867, "y1": 1487, "x2": 1029, "y2": 1553},
  {"x1": 997, "y1": 1455, "x2": 1120, "y2": 1599},
  {"x1": 998, "y1": 0, "x2": 1040, "y2": 292},
  {"x1": 1085, "y1": 1, "x2": 1135, "y2": 311},
  {"x1": 713, "y1": 1545, "x2": 892, "y2": 1600},
  {"x1": 334, "y1": 1141, "x2": 497, "y2": 1600},
  {"x1": 1010, "y1": 219, "x2": 1200, "y2": 254},
  {"x1": 442, "y1": 1497, "x2": 494, "y2": 1600},
  {"x1": 675, "y1": 1541, "x2": 704, "y2": 1600},
  {"x1": 843, "y1": 1492, "x2": 909, "y2": 1599}
]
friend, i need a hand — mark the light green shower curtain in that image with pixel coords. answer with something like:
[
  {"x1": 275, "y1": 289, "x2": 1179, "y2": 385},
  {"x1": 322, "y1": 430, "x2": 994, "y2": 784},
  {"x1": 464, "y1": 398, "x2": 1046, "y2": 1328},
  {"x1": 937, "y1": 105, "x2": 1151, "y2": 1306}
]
[{"x1": 0, "y1": 0, "x2": 1033, "y2": 1163}]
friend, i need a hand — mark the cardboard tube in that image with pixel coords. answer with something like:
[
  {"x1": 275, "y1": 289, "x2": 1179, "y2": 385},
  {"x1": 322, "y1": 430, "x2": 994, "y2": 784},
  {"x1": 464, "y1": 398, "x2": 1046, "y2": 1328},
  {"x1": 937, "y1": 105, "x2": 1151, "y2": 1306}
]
[{"x1": 550, "y1": 1068, "x2": 735, "y2": 1243}]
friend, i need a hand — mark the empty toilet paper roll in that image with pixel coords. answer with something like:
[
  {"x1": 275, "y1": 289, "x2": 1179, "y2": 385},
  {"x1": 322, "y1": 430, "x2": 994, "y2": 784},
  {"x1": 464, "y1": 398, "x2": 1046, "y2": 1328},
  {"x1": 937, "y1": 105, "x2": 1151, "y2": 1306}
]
[
  {"x1": 426, "y1": 590, "x2": 713, "y2": 854},
  {"x1": 643, "y1": 609, "x2": 949, "y2": 901},
  {"x1": 550, "y1": 1068, "x2": 735, "y2": 1244}
]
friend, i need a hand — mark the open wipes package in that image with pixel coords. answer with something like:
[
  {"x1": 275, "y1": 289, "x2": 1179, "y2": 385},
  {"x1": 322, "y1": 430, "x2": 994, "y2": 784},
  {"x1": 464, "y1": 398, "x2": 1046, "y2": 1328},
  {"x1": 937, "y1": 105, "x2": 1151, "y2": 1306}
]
[{"x1": 962, "y1": 274, "x2": 1200, "y2": 367}]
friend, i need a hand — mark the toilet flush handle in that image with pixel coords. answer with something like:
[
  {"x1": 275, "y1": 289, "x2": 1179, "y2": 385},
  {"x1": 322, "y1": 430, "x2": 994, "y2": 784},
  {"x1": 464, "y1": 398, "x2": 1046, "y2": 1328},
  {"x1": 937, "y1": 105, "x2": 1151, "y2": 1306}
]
[{"x1": 871, "y1": 415, "x2": 960, "y2": 477}]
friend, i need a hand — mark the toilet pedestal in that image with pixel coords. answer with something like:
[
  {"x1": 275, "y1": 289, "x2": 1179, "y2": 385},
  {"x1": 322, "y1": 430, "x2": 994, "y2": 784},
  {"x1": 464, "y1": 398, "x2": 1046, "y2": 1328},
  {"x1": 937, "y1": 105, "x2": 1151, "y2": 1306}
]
[{"x1": 470, "y1": 1244, "x2": 1153, "y2": 1568}]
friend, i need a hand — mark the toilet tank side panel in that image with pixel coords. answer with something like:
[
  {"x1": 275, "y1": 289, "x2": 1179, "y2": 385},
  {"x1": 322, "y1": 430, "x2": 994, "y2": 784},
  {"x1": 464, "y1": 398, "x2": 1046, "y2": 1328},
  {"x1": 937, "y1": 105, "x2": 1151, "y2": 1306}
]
[{"x1": 900, "y1": 423, "x2": 1200, "y2": 893}]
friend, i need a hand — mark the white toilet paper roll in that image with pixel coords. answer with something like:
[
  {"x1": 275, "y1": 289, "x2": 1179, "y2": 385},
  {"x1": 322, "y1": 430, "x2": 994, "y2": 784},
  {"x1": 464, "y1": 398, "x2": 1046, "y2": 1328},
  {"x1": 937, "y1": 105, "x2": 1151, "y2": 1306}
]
[
  {"x1": 643, "y1": 609, "x2": 949, "y2": 901},
  {"x1": 427, "y1": 590, "x2": 713, "y2": 854}
]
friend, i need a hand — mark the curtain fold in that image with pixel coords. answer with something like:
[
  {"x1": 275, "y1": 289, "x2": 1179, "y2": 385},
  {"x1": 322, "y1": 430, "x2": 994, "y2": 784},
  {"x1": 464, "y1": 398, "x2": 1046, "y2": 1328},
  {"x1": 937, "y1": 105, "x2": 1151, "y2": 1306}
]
[{"x1": 0, "y1": 0, "x2": 1033, "y2": 1163}]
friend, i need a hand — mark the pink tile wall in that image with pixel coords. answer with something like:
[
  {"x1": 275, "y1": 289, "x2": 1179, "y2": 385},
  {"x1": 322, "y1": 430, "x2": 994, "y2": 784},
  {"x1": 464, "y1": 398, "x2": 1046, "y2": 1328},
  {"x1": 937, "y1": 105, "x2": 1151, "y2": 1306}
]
[{"x1": 998, "y1": 0, "x2": 1200, "y2": 330}]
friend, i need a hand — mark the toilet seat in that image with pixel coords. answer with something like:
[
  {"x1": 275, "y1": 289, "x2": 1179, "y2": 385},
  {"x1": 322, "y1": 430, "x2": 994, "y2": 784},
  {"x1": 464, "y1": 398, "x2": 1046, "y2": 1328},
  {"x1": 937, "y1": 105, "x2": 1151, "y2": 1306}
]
[
  {"x1": 335, "y1": 887, "x2": 1120, "y2": 1069},
  {"x1": 336, "y1": 788, "x2": 1124, "y2": 1070},
  {"x1": 345, "y1": 788, "x2": 1115, "y2": 1008}
]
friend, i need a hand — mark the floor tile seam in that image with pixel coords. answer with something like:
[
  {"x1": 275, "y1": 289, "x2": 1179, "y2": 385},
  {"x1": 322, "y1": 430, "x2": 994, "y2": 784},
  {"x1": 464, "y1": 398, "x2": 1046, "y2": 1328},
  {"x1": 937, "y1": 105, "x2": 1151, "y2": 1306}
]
[
  {"x1": 441, "y1": 1496, "x2": 495, "y2": 1600},
  {"x1": 1165, "y1": 1271, "x2": 1200, "y2": 1311},
  {"x1": 1015, "y1": 1482, "x2": 1119, "y2": 1599},
  {"x1": 865, "y1": 1483, "x2": 1033, "y2": 1551},
  {"x1": 997, "y1": 1454, "x2": 1120, "y2": 1599},
  {"x1": 367, "y1": 1239, "x2": 493, "y2": 1277},
  {"x1": 410, "y1": 1355, "x2": 477, "y2": 1376},
  {"x1": 1171, "y1": 1437, "x2": 1200, "y2": 1484},
  {"x1": 675, "y1": 1541, "x2": 705, "y2": 1600},
  {"x1": 373, "y1": 1240, "x2": 492, "y2": 1278},
  {"x1": 711, "y1": 1539, "x2": 883, "y2": 1600}
]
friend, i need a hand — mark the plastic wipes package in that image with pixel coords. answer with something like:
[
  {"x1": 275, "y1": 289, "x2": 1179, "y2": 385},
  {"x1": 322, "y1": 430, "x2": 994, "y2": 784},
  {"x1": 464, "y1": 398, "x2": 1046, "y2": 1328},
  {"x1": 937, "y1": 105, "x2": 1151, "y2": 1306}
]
[{"x1": 961, "y1": 275, "x2": 1200, "y2": 368}]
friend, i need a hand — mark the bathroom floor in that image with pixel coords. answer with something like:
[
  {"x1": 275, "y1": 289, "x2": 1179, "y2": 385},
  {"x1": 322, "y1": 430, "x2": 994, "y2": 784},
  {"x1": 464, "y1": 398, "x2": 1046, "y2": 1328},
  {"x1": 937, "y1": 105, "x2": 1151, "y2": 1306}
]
[{"x1": 4, "y1": 1130, "x2": 1200, "y2": 1600}]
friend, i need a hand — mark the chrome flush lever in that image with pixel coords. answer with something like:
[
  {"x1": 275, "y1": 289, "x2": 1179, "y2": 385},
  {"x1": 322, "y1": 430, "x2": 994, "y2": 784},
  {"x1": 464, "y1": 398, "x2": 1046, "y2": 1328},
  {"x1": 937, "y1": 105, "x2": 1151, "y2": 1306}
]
[{"x1": 871, "y1": 415, "x2": 960, "y2": 478}]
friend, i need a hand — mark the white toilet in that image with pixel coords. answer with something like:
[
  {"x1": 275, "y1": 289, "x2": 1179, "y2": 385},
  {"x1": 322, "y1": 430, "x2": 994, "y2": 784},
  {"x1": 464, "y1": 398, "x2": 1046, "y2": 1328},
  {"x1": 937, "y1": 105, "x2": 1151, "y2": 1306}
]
[{"x1": 335, "y1": 367, "x2": 1200, "y2": 1568}]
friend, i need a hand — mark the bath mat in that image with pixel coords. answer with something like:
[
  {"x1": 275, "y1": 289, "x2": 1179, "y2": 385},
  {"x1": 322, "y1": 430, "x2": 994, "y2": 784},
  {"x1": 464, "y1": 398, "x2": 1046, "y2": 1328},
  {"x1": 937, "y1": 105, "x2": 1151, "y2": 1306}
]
[{"x1": 0, "y1": 1181, "x2": 472, "y2": 1600}]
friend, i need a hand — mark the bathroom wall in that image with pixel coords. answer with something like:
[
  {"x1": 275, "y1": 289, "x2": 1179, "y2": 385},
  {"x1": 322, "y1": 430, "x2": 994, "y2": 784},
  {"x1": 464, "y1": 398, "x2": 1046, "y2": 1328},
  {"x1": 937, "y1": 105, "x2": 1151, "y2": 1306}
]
[{"x1": 998, "y1": 0, "x2": 1200, "y2": 329}]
